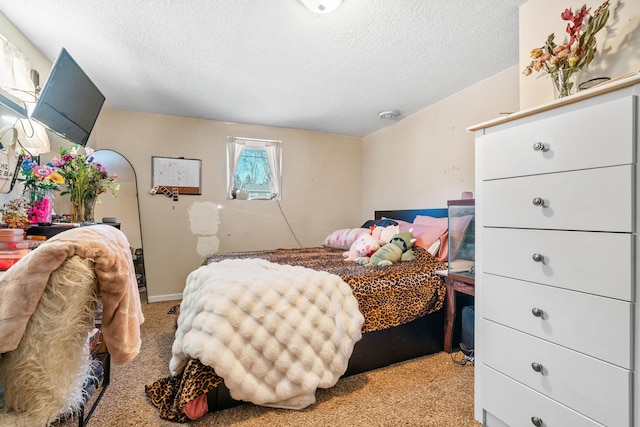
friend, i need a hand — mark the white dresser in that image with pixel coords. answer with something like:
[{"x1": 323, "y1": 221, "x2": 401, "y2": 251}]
[{"x1": 471, "y1": 74, "x2": 640, "y2": 427}]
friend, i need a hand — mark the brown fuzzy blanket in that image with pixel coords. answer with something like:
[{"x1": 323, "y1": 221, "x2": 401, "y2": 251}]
[{"x1": 0, "y1": 225, "x2": 144, "y2": 365}]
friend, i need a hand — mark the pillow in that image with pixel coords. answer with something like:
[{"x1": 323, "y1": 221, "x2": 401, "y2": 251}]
[
  {"x1": 376, "y1": 218, "x2": 398, "y2": 227},
  {"x1": 413, "y1": 215, "x2": 448, "y2": 228},
  {"x1": 436, "y1": 231, "x2": 449, "y2": 261},
  {"x1": 361, "y1": 220, "x2": 377, "y2": 228},
  {"x1": 380, "y1": 216, "x2": 447, "y2": 251},
  {"x1": 322, "y1": 228, "x2": 369, "y2": 250},
  {"x1": 413, "y1": 215, "x2": 472, "y2": 261},
  {"x1": 361, "y1": 218, "x2": 398, "y2": 228},
  {"x1": 382, "y1": 217, "x2": 412, "y2": 229},
  {"x1": 398, "y1": 222, "x2": 447, "y2": 251},
  {"x1": 426, "y1": 238, "x2": 441, "y2": 256}
]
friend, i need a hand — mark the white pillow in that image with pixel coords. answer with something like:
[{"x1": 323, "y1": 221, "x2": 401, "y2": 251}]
[{"x1": 427, "y1": 239, "x2": 441, "y2": 256}]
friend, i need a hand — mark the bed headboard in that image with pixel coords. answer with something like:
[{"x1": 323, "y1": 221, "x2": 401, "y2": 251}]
[{"x1": 374, "y1": 208, "x2": 448, "y2": 222}]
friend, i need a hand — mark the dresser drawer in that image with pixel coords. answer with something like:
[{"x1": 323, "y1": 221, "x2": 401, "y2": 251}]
[
  {"x1": 482, "y1": 165, "x2": 633, "y2": 232},
  {"x1": 482, "y1": 366, "x2": 604, "y2": 427},
  {"x1": 479, "y1": 95, "x2": 635, "y2": 180},
  {"x1": 482, "y1": 228, "x2": 633, "y2": 301},
  {"x1": 482, "y1": 274, "x2": 632, "y2": 369},
  {"x1": 482, "y1": 320, "x2": 631, "y2": 427}
]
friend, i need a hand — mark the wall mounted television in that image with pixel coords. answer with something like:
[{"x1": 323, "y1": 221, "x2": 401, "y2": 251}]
[{"x1": 30, "y1": 48, "x2": 105, "y2": 146}]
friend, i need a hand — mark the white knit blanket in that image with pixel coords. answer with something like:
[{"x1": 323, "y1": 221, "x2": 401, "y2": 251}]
[{"x1": 170, "y1": 258, "x2": 364, "y2": 409}]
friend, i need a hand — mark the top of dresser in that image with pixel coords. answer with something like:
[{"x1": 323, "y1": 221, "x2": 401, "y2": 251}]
[{"x1": 468, "y1": 72, "x2": 640, "y2": 132}]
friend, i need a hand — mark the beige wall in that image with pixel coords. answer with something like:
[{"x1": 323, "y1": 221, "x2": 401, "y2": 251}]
[
  {"x1": 1, "y1": 11, "x2": 363, "y2": 301},
  {"x1": 2, "y1": 8, "x2": 519, "y2": 302},
  {"x1": 361, "y1": 66, "x2": 520, "y2": 217},
  {"x1": 1, "y1": 8, "x2": 519, "y2": 301},
  {"x1": 93, "y1": 109, "x2": 362, "y2": 301},
  {"x1": 1, "y1": 7, "x2": 519, "y2": 301},
  {"x1": 519, "y1": 0, "x2": 640, "y2": 109}
]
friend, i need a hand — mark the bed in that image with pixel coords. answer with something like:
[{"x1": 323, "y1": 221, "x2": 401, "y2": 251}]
[{"x1": 146, "y1": 208, "x2": 453, "y2": 422}]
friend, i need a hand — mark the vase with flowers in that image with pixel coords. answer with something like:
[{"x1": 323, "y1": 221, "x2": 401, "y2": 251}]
[
  {"x1": 52, "y1": 145, "x2": 119, "y2": 223},
  {"x1": 19, "y1": 152, "x2": 64, "y2": 224},
  {"x1": 523, "y1": 1, "x2": 611, "y2": 98}
]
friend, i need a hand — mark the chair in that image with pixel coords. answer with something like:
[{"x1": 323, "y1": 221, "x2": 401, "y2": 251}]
[
  {"x1": 0, "y1": 256, "x2": 101, "y2": 426},
  {"x1": 0, "y1": 225, "x2": 143, "y2": 427}
]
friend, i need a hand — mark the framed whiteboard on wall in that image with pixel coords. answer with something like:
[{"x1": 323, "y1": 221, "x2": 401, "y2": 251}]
[{"x1": 151, "y1": 156, "x2": 202, "y2": 195}]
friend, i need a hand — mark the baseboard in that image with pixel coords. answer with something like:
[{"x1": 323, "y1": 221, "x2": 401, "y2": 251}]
[{"x1": 147, "y1": 293, "x2": 183, "y2": 303}]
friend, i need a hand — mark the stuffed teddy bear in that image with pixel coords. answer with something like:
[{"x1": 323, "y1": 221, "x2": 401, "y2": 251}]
[
  {"x1": 343, "y1": 233, "x2": 380, "y2": 261},
  {"x1": 357, "y1": 230, "x2": 416, "y2": 267}
]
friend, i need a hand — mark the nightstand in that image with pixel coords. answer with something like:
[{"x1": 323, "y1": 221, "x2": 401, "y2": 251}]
[{"x1": 437, "y1": 270, "x2": 475, "y2": 353}]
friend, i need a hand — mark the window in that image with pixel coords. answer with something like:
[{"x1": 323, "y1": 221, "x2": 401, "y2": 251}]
[{"x1": 227, "y1": 137, "x2": 281, "y2": 200}]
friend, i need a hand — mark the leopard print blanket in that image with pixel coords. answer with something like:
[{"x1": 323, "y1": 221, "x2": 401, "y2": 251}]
[
  {"x1": 146, "y1": 246, "x2": 446, "y2": 421},
  {"x1": 201, "y1": 246, "x2": 446, "y2": 333}
]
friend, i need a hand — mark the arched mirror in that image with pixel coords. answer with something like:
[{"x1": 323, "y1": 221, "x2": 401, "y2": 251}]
[{"x1": 92, "y1": 149, "x2": 146, "y2": 302}]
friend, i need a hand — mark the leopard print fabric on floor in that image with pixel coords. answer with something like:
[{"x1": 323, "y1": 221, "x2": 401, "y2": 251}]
[{"x1": 145, "y1": 358, "x2": 222, "y2": 422}]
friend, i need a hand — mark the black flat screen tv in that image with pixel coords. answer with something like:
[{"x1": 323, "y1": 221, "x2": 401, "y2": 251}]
[{"x1": 31, "y1": 48, "x2": 105, "y2": 146}]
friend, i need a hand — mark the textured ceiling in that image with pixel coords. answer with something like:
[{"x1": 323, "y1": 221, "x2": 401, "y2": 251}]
[{"x1": 0, "y1": 0, "x2": 526, "y2": 137}]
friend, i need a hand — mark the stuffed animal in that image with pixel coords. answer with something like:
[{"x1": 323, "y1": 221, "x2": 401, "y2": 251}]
[
  {"x1": 343, "y1": 233, "x2": 380, "y2": 261},
  {"x1": 357, "y1": 230, "x2": 416, "y2": 267},
  {"x1": 379, "y1": 225, "x2": 399, "y2": 245},
  {"x1": 370, "y1": 224, "x2": 400, "y2": 245},
  {"x1": 370, "y1": 225, "x2": 384, "y2": 242}
]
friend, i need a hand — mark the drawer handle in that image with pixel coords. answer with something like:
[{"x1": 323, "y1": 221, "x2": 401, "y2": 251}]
[
  {"x1": 531, "y1": 362, "x2": 543, "y2": 373},
  {"x1": 532, "y1": 253, "x2": 543, "y2": 262},
  {"x1": 531, "y1": 417, "x2": 543, "y2": 427},
  {"x1": 532, "y1": 142, "x2": 547, "y2": 152},
  {"x1": 531, "y1": 307, "x2": 543, "y2": 317},
  {"x1": 532, "y1": 197, "x2": 545, "y2": 207}
]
